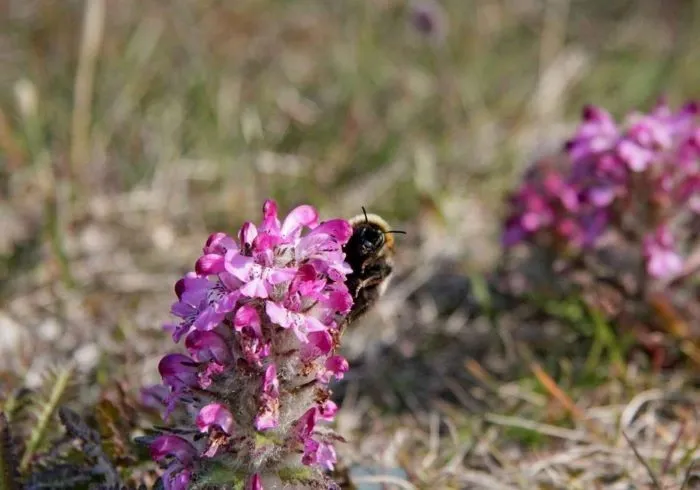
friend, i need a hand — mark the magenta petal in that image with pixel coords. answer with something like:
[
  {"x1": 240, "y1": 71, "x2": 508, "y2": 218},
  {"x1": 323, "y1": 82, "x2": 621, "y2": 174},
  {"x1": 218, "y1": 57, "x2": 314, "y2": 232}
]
[
  {"x1": 246, "y1": 474, "x2": 263, "y2": 490},
  {"x1": 158, "y1": 354, "x2": 199, "y2": 390},
  {"x1": 318, "y1": 400, "x2": 338, "y2": 421},
  {"x1": 195, "y1": 254, "x2": 226, "y2": 275},
  {"x1": 150, "y1": 435, "x2": 197, "y2": 465},
  {"x1": 304, "y1": 331, "x2": 333, "y2": 358},
  {"x1": 234, "y1": 304, "x2": 262, "y2": 335},
  {"x1": 281, "y1": 204, "x2": 319, "y2": 237},
  {"x1": 196, "y1": 403, "x2": 234, "y2": 434},
  {"x1": 308, "y1": 219, "x2": 353, "y2": 242},
  {"x1": 204, "y1": 232, "x2": 237, "y2": 255},
  {"x1": 260, "y1": 199, "x2": 281, "y2": 235},
  {"x1": 296, "y1": 407, "x2": 318, "y2": 440},
  {"x1": 324, "y1": 355, "x2": 349, "y2": 381},
  {"x1": 185, "y1": 330, "x2": 233, "y2": 364},
  {"x1": 326, "y1": 289, "x2": 353, "y2": 313},
  {"x1": 254, "y1": 233, "x2": 281, "y2": 253},
  {"x1": 238, "y1": 222, "x2": 258, "y2": 251}
]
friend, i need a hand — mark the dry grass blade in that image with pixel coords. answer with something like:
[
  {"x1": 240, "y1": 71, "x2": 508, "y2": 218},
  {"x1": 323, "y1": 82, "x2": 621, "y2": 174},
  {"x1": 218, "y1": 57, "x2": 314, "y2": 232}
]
[
  {"x1": 484, "y1": 413, "x2": 590, "y2": 442},
  {"x1": 351, "y1": 474, "x2": 417, "y2": 489},
  {"x1": 530, "y1": 362, "x2": 607, "y2": 440},
  {"x1": 621, "y1": 430, "x2": 663, "y2": 490},
  {"x1": 70, "y1": 0, "x2": 106, "y2": 179},
  {"x1": 661, "y1": 420, "x2": 686, "y2": 475}
]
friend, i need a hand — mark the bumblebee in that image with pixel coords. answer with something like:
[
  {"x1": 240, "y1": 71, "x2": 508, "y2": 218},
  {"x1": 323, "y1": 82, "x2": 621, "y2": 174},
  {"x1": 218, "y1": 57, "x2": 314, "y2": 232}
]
[{"x1": 342, "y1": 208, "x2": 404, "y2": 326}]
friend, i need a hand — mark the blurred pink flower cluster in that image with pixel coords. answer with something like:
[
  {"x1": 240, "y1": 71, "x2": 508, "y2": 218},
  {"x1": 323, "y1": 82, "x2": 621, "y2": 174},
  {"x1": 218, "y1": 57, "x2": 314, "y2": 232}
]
[
  {"x1": 504, "y1": 100, "x2": 700, "y2": 280},
  {"x1": 145, "y1": 199, "x2": 354, "y2": 489}
]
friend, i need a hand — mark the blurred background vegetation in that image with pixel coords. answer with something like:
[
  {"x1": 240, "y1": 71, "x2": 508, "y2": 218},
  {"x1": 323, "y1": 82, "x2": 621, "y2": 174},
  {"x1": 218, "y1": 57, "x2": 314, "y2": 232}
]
[{"x1": 2, "y1": 0, "x2": 700, "y2": 488}]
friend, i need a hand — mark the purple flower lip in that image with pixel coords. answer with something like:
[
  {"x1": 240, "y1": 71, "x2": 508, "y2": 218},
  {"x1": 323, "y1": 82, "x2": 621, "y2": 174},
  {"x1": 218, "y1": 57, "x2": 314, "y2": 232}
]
[{"x1": 150, "y1": 435, "x2": 197, "y2": 465}]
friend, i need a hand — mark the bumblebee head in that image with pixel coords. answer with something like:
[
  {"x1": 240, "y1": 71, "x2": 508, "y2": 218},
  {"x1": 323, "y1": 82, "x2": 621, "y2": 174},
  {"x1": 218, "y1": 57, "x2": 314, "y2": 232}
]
[{"x1": 347, "y1": 207, "x2": 404, "y2": 259}]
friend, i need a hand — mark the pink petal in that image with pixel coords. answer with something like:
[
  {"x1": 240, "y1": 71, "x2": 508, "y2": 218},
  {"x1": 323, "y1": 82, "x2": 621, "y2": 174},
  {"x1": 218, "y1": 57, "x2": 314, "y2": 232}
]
[
  {"x1": 196, "y1": 403, "x2": 234, "y2": 434},
  {"x1": 265, "y1": 301, "x2": 292, "y2": 328},
  {"x1": 304, "y1": 315, "x2": 328, "y2": 334},
  {"x1": 149, "y1": 435, "x2": 197, "y2": 465},
  {"x1": 281, "y1": 204, "x2": 319, "y2": 238},
  {"x1": 260, "y1": 199, "x2": 281, "y2": 234},
  {"x1": 324, "y1": 355, "x2": 349, "y2": 381},
  {"x1": 315, "y1": 442, "x2": 337, "y2": 471},
  {"x1": 301, "y1": 331, "x2": 333, "y2": 361},
  {"x1": 296, "y1": 233, "x2": 341, "y2": 261},
  {"x1": 203, "y1": 232, "x2": 237, "y2": 255},
  {"x1": 618, "y1": 140, "x2": 654, "y2": 172},
  {"x1": 308, "y1": 219, "x2": 353, "y2": 242},
  {"x1": 255, "y1": 411, "x2": 279, "y2": 431},
  {"x1": 193, "y1": 305, "x2": 226, "y2": 331},
  {"x1": 225, "y1": 252, "x2": 254, "y2": 281},
  {"x1": 238, "y1": 222, "x2": 258, "y2": 252},
  {"x1": 318, "y1": 400, "x2": 338, "y2": 421},
  {"x1": 234, "y1": 304, "x2": 262, "y2": 336},
  {"x1": 267, "y1": 267, "x2": 297, "y2": 285},
  {"x1": 240, "y1": 278, "x2": 269, "y2": 298},
  {"x1": 263, "y1": 364, "x2": 279, "y2": 395}
]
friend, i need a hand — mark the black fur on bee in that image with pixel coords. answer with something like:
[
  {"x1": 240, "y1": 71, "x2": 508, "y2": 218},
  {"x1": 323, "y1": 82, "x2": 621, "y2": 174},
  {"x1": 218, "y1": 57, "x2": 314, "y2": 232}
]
[{"x1": 342, "y1": 208, "x2": 404, "y2": 326}]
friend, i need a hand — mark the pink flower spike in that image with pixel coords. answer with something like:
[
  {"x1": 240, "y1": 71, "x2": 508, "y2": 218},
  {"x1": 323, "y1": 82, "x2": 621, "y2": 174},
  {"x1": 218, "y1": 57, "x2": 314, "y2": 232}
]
[
  {"x1": 281, "y1": 204, "x2": 320, "y2": 238},
  {"x1": 196, "y1": 403, "x2": 234, "y2": 434}
]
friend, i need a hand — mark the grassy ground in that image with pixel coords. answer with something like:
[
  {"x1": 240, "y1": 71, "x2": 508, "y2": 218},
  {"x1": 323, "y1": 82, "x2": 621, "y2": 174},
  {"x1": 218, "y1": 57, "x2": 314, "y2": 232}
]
[{"x1": 2, "y1": 0, "x2": 700, "y2": 488}]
